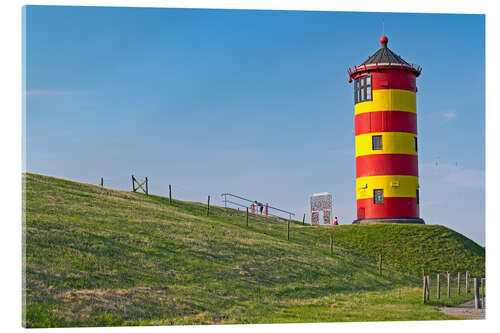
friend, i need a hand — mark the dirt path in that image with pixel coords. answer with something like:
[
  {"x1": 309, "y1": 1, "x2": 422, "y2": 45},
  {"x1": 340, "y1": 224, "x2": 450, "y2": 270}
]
[{"x1": 439, "y1": 298, "x2": 485, "y2": 319}]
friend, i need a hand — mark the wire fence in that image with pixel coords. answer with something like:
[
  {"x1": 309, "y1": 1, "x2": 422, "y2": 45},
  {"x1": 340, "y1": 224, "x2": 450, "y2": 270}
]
[
  {"x1": 89, "y1": 174, "x2": 486, "y2": 300},
  {"x1": 422, "y1": 272, "x2": 485, "y2": 308},
  {"x1": 96, "y1": 175, "x2": 214, "y2": 204},
  {"x1": 94, "y1": 174, "x2": 306, "y2": 229}
]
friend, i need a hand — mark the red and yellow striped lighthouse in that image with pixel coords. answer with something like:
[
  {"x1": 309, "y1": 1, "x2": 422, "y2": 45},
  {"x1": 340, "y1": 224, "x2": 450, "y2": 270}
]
[{"x1": 348, "y1": 35, "x2": 424, "y2": 224}]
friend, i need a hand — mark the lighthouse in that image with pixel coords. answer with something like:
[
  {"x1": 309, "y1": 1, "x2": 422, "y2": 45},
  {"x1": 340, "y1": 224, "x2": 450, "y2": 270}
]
[{"x1": 348, "y1": 36, "x2": 424, "y2": 224}]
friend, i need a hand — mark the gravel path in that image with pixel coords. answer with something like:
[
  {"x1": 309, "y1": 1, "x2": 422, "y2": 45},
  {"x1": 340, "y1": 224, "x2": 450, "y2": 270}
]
[{"x1": 439, "y1": 298, "x2": 485, "y2": 319}]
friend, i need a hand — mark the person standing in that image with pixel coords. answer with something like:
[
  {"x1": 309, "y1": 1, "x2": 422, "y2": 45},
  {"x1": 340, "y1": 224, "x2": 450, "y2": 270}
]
[
  {"x1": 333, "y1": 216, "x2": 339, "y2": 226},
  {"x1": 257, "y1": 201, "x2": 264, "y2": 214}
]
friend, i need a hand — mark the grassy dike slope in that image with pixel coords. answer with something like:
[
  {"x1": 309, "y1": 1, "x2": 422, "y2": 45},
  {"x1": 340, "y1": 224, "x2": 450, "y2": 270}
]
[{"x1": 23, "y1": 173, "x2": 482, "y2": 327}]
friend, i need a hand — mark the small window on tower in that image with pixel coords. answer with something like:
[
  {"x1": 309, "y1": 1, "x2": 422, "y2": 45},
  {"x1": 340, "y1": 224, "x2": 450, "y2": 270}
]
[
  {"x1": 374, "y1": 189, "x2": 384, "y2": 204},
  {"x1": 372, "y1": 135, "x2": 383, "y2": 150},
  {"x1": 416, "y1": 189, "x2": 420, "y2": 205},
  {"x1": 354, "y1": 75, "x2": 373, "y2": 104},
  {"x1": 414, "y1": 137, "x2": 418, "y2": 152}
]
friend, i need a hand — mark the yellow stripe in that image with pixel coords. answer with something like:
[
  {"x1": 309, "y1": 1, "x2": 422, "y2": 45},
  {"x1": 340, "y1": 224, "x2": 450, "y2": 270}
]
[
  {"x1": 354, "y1": 89, "x2": 416, "y2": 115},
  {"x1": 356, "y1": 175, "x2": 419, "y2": 200},
  {"x1": 355, "y1": 132, "x2": 417, "y2": 157}
]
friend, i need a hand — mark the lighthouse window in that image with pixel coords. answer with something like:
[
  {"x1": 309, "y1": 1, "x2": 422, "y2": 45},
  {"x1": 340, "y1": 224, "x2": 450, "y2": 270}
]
[
  {"x1": 414, "y1": 137, "x2": 418, "y2": 152},
  {"x1": 372, "y1": 135, "x2": 383, "y2": 150},
  {"x1": 416, "y1": 189, "x2": 420, "y2": 204},
  {"x1": 354, "y1": 75, "x2": 373, "y2": 104},
  {"x1": 374, "y1": 189, "x2": 384, "y2": 204}
]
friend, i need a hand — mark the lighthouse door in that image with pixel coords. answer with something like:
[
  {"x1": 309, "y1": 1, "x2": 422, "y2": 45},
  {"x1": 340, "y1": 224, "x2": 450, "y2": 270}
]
[{"x1": 358, "y1": 207, "x2": 365, "y2": 219}]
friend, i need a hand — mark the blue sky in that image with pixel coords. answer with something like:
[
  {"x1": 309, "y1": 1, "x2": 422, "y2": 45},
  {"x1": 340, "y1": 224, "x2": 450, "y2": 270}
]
[{"x1": 24, "y1": 6, "x2": 485, "y2": 244}]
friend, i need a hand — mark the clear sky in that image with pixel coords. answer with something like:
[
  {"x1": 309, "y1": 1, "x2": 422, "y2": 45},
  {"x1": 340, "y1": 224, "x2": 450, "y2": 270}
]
[{"x1": 24, "y1": 6, "x2": 485, "y2": 245}]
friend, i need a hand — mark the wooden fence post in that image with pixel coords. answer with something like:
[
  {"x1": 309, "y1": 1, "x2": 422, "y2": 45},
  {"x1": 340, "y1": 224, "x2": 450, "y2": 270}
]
[
  {"x1": 169, "y1": 184, "x2": 172, "y2": 203},
  {"x1": 457, "y1": 272, "x2": 461, "y2": 295},
  {"x1": 474, "y1": 278, "x2": 481, "y2": 309},
  {"x1": 437, "y1": 273, "x2": 441, "y2": 299},
  {"x1": 426, "y1": 275, "x2": 431, "y2": 301},
  {"x1": 132, "y1": 175, "x2": 136, "y2": 192},
  {"x1": 446, "y1": 273, "x2": 451, "y2": 298},
  {"x1": 302, "y1": 213, "x2": 305, "y2": 225},
  {"x1": 246, "y1": 207, "x2": 249, "y2": 227},
  {"x1": 423, "y1": 275, "x2": 427, "y2": 303},
  {"x1": 100, "y1": 177, "x2": 103, "y2": 186},
  {"x1": 287, "y1": 219, "x2": 290, "y2": 240},
  {"x1": 466, "y1": 271, "x2": 470, "y2": 293},
  {"x1": 481, "y1": 278, "x2": 485, "y2": 308},
  {"x1": 145, "y1": 177, "x2": 148, "y2": 195},
  {"x1": 207, "y1": 195, "x2": 210, "y2": 216}
]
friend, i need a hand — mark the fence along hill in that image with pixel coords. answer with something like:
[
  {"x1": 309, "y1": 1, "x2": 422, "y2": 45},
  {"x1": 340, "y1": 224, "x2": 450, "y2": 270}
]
[{"x1": 23, "y1": 172, "x2": 485, "y2": 327}]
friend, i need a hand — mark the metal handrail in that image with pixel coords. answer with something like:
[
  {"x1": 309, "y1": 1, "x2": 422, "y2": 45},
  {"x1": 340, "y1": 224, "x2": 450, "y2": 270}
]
[
  {"x1": 220, "y1": 192, "x2": 295, "y2": 217},
  {"x1": 348, "y1": 63, "x2": 421, "y2": 75},
  {"x1": 223, "y1": 199, "x2": 248, "y2": 209},
  {"x1": 221, "y1": 193, "x2": 254, "y2": 204}
]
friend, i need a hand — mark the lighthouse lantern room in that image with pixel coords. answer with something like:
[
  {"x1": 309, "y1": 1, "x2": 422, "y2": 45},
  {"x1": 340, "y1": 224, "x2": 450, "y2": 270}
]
[{"x1": 348, "y1": 35, "x2": 424, "y2": 224}]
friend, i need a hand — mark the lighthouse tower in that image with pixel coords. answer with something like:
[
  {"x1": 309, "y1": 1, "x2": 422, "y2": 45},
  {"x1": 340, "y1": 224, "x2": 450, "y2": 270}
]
[{"x1": 348, "y1": 36, "x2": 424, "y2": 224}]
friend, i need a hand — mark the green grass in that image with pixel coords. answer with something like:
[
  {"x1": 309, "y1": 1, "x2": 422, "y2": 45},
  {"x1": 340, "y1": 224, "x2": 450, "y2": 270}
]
[{"x1": 23, "y1": 173, "x2": 485, "y2": 327}]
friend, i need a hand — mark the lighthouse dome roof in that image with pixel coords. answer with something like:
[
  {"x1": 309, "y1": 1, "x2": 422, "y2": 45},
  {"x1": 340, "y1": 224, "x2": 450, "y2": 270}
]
[
  {"x1": 361, "y1": 35, "x2": 409, "y2": 66},
  {"x1": 348, "y1": 36, "x2": 421, "y2": 82}
]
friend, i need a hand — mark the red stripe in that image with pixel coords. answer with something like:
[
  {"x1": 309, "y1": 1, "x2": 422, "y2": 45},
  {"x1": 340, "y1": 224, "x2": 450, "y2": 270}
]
[
  {"x1": 356, "y1": 154, "x2": 418, "y2": 177},
  {"x1": 355, "y1": 111, "x2": 417, "y2": 135},
  {"x1": 352, "y1": 70, "x2": 417, "y2": 92},
  {"x1": 356, "y1": 197, "x2": 419, "y2": 219}
]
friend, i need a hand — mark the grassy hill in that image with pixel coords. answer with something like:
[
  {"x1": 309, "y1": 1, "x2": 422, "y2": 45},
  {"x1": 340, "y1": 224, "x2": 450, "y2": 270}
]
[{"x1": 23, "y1": 173, "x2": 485, "y2": 327}]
